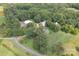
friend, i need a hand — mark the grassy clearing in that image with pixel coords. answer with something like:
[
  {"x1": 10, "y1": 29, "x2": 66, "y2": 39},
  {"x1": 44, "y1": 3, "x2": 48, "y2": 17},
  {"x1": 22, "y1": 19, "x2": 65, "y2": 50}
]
[
  {"x1": 63, "y1": 34, "x2": 79, "y2": 55},
  {"x1": 0, "y1": 45, "x2": 15, "y2": 56}
]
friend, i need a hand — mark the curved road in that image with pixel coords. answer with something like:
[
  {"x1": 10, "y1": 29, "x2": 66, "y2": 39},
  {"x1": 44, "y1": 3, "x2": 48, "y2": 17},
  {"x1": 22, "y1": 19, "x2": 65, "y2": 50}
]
[{"x1": 0, "y1": 37, "x2": 43, "y2": 56}]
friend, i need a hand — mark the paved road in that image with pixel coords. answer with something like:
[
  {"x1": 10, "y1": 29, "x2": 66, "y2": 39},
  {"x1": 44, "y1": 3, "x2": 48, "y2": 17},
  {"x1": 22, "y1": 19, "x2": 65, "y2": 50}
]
[{"x1": 0, "y1": 36, "x2": 43, "y2": 56}]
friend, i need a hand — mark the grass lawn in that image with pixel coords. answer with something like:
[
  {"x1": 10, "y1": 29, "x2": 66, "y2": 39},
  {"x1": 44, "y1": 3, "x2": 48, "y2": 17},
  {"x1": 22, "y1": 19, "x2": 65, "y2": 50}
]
[{"x1": 0, "y1": 45, "x2": 15, "y2": 56}]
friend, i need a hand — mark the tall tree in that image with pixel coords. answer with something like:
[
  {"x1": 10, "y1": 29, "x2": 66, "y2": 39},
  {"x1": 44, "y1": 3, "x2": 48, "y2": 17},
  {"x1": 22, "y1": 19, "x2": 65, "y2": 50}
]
[{"x1": 33, "y1": 25, "x2": 48, "y2": 54}]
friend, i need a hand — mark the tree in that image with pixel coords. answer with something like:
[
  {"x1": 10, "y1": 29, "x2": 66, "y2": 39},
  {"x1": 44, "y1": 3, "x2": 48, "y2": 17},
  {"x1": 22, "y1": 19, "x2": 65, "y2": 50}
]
[
  {"x1": 46, "y1": 20, "x2": 61, "y2": 32},
  {"x1": 33, "y1": 25, "x2": 48, "y2": 54},
  {"x1": 61, "y1": 24, "x2": 78, "y2": 35},
  {"x1": 51, "y1": 43, "x2": 64, "y2": 55},
  {"x1": 24, "y1": 23, "x2": 48, "y2": 54},
  {"x1": 4, "y1": 5, "x2": 23, "y2": 37},
  {"x1": 24, "y1": 23, "x2": 36, "y2": 39},
  {"x1": 16, "y1": 10, "x2": 31, "y2": 21},
  {"x1": 33, "y1": 14, "x2": 42, "y2": 23},
  {"x1": 5, "y1": 17, "x2": 21, "y2": 37}
]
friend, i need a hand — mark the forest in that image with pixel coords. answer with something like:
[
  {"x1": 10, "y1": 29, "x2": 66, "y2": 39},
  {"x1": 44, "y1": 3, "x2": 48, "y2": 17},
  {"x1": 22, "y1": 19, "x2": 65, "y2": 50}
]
[{"x1": 0, "y1": 3, "x2": 79, "y2": 56}]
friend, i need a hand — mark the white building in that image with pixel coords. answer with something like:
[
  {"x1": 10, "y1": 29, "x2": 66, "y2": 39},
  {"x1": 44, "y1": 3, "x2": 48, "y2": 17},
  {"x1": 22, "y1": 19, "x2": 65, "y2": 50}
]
[
  {"x1": 20, "y1": 20, "x2": 49, "y2": 34},
  {"x1": 24, "y1": 20, "x2": 33, "y2": 25},
  {"x1": 20, "y1": 20, "x2": 47, "y2": 28}
]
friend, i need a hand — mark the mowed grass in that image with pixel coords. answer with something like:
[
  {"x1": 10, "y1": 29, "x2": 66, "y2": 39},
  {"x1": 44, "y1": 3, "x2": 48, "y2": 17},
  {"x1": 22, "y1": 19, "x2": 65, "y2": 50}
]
[{"x1": 0, "y1": 39, "x2": 30, "y2": 56}]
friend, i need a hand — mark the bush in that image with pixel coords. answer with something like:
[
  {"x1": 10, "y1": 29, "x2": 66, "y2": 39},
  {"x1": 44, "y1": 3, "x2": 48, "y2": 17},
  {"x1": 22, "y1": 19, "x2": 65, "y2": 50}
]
[{"x1": 75, "y1": 46, "x2": 79, "y2": 52}]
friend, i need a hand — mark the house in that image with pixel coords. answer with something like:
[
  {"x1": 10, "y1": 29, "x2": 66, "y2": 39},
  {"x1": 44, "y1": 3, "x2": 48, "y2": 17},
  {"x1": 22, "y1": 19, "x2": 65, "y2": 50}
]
[
  {"x1": 20, "y1": 20, "x2": 49, "y2": 34},
  {"x1": 20, "y1": 20, "x2": 47, "y2": 28}
]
